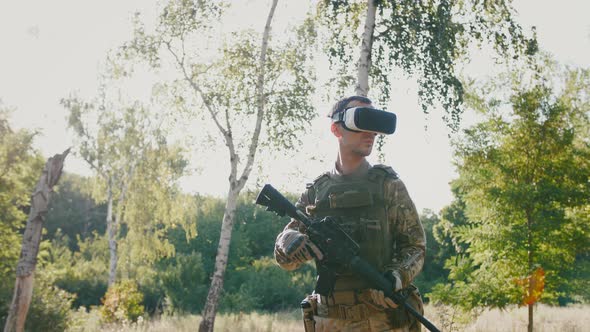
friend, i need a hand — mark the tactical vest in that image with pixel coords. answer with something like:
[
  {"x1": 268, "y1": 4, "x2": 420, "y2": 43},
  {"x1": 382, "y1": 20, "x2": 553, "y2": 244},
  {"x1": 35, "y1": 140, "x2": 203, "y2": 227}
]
[{"x1": 306, "y1": 164, "x2": 398, "y2": 291}]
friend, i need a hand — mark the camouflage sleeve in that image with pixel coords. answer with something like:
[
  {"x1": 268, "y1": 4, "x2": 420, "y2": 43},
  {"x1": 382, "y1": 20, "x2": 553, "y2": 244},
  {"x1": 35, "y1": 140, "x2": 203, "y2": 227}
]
[
  {"x1": 383, "y1": 178, "x2": 426, "y2": 288},
  {"x1": 273, "y1": 188, "x2": 312, "y2": 271}
]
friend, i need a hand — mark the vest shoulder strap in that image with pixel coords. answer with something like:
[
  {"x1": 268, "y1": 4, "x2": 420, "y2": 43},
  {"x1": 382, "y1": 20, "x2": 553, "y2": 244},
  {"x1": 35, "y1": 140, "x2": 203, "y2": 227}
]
[
  {"x1": 309, "y1": 172, "x2": 330, "y2": 187},
  {"x1": 305, "y1": 172, "x2": 330, "y2": 204},
  {"x1": 369, "y1": 164, "x2": 399, "y2": 180}
]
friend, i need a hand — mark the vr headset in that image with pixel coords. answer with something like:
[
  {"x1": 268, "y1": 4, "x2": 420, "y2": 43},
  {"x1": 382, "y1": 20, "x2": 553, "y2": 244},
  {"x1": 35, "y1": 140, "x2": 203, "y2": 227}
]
[{"x1": 331, "y1": 107, "x2": 397, "y2": 135}]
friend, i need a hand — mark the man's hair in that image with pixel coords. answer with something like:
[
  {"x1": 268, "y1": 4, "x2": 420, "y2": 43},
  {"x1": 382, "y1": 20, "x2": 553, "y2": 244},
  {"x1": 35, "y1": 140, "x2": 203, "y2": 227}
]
[{"x1": 329, "y1": 96, "x2": 373, "y2": 118}]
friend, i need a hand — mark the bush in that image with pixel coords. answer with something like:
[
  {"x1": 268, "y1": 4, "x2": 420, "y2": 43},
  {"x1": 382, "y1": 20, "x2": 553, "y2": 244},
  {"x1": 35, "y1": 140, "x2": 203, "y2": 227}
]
[
  {"x1": 25, "y1": 275, "x2": 76, "y2": 332},
  {"x1": 46, "y1": 232, "x2": 109, "y2": 309},
  {"x1": 220, "y1": 257, "x2": 316, "y2": 312},
  {"x1": 100, "y1": 280, "x2": 144, "y2": 323},
  {"x1": 160, "y1": 252, "x2": 208, "y2": 313}
]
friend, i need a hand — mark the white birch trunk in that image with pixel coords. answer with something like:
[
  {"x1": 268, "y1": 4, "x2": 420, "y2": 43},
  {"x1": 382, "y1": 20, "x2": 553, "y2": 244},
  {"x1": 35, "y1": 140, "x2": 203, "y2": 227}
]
[
  {"x1": 198, "y1": 186, "x2": 240, "y2": 332},
  {"x1": 198, "y1": 1, "x2": 278, "y2": 331},
  {"x1": 106, "y1": 163, "x2": 135, "y2": 287},
  {"x1": 356, "y1": 0, "x2": 377, "y2": 97},
  {"x1": 4, "y1": 149, "x2": 69, "y2": 332},
  {"x1": 106, "y1": 179, "x2": 117, "y2": 286}
]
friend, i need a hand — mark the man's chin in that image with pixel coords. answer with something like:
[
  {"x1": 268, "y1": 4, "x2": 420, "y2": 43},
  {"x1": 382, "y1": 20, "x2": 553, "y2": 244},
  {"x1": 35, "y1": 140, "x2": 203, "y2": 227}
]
[{"x1": 353, "y1": 149, "x2": 372, "y2": 157}]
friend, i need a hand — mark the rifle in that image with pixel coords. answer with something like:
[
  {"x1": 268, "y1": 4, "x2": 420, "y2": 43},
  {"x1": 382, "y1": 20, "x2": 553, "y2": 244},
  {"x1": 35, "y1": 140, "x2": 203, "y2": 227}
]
[{"x1": 256, "y1": 184, "x2": 440, "y2": 332}]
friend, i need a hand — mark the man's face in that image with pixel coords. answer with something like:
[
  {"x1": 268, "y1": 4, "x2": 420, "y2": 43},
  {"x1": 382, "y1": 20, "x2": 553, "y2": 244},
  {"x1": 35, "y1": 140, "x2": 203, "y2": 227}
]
[{"x1": 333, "y1": 102, "x2": 378, "y2": 157}]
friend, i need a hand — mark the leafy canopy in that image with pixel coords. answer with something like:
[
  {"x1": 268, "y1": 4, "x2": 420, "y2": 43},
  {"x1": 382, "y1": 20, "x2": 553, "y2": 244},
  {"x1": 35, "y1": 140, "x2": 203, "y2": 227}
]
[
  {"x1": 431, "y1": 65, "x2": 590, "y2": 309},
  {"x1": 318, "y1": 0, "x2": 537, "y2": 129}
]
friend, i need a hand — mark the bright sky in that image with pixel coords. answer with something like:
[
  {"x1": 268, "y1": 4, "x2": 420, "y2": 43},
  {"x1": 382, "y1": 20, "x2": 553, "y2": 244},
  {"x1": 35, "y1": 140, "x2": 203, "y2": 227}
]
[{"x1": 1, "y1": 0, "x2": 589, "y2": 213}]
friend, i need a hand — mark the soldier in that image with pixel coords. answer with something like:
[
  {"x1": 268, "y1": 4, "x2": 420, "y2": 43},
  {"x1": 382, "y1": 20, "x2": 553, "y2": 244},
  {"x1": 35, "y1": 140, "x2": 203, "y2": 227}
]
[{"x1": 274, "y1": 96, "x2": 426, "y2": 332}]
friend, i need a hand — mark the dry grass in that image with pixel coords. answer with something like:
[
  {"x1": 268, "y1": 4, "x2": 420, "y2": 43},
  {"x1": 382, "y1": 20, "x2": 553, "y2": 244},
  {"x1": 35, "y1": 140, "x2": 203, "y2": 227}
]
[
  {"x1": 463, "y1": 304, "x2": 590, "y2": 332},
  {"x1": 425, "y1": 304, "x2": 590, "y2": 332},
  {"x1": 69, "y1": 304, "x2": 589, "y2": 331}
]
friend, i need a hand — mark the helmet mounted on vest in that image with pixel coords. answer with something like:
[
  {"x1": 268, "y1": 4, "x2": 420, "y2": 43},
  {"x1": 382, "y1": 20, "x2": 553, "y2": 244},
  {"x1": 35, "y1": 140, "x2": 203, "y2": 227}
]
[{"x1": 331, "y1": 107, "x2": 397, "y2": 135}]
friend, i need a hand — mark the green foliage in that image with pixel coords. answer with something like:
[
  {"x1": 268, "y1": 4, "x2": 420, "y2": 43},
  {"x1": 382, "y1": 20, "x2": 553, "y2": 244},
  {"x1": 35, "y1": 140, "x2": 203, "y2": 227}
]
[
  {"x1": 52, "y1": 233, "x2": 110, "y2": 308},
  {"x1": 46, "y1": 173, "x2": 107, "y2": 250},
  {"x1": 0, "y1": 105, "x2": 43, "y2": 280},
  {"x1": 24, "y1": 274, "x2": 76, "y2": 332},
  {"x1": 0, "y1": 104, "x2": 46, "y2": 327},
  {"x1": 118, "y1": 0, "x2": 317, "y2": 155},
  {"x1": 63, "y1": 77, "x2": 193, "y2": 289},
  {"x1": 157, "y1": 192, "x2": 311, "y2": 313},
  {"x1": 431, "y1": 66, "x2": 590, "y2": 311},
  {"x1": 117, "y1": 144, "x2": 193, "y2": 269},
  {"x1": 413, "y1": 210, "x2": 447, "y2": 302},
  {"x1": 318, "y1": 0, "x2": 537, "y2": 129},
  {"x1": 159, "y1": 252, "x2": 208, "y2": 313},
  {"x1": 221, "y1": 257, "x2": 316, "y2": 313},
  {"x1": 100, "y1": 279, "x2": 145, "y2": 323}
]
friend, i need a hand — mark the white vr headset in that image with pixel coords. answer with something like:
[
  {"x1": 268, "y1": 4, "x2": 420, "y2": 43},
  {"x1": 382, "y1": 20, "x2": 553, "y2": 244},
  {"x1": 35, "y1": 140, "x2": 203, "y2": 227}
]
[{"x1": 331, "y1": 107, "x2": 397, "y2": 135}]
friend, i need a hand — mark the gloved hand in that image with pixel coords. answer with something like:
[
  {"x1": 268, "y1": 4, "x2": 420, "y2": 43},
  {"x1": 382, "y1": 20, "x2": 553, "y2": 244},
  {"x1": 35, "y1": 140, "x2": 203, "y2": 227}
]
[
  {"x1": 361, "y1": 271, "x2": 402, "y2": 309},
  {"x1": 365, "y1": 289, "x2": 398, "y2": 309},
  {"x1": 275, "y1": 229, "x2": 323, "y2": 264}
]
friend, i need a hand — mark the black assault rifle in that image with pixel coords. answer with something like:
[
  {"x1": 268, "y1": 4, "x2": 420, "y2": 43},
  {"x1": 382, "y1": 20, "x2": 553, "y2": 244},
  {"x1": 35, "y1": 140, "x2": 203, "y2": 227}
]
[{"x1": 256, "y1": 184, "x2": 440, "y2": 332}]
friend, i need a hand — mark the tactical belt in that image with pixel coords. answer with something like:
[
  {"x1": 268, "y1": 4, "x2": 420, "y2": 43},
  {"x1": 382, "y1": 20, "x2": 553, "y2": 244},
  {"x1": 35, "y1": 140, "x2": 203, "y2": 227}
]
[
  {"x1": 322, "y1": 302, "x2": 372, "y2": 321},
  {"x1": 316, "y1": 290, "x2": 381, "y2": 321}
]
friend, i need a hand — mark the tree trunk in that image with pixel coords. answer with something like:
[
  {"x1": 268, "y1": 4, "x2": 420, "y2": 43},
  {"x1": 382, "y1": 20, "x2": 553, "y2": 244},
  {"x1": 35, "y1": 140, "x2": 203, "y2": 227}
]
[
  {"x1": 198, "y1": 1, "x2": 278, "y2": 331},
  {"x1": 106, "y1": 179, "x2": 117, "y2": 286},
  {"x1": 355, "y1": 0, "x2": 377, "y2": 97},
  {"x1": 4, "y1": 149, "x2": 69, "y2": 332},
  {"x1": 528, "y1": 304, "x2": 533, "y2": 332},
  {"x1": 106, "y1": 164, "x2": 135, "y2": 286},
  {"x1": 198, "y1": 187, "x2": 239, "y2": 332},
  {"x1": 527, "y1": 211, "x2": 534, "y2": 332}
]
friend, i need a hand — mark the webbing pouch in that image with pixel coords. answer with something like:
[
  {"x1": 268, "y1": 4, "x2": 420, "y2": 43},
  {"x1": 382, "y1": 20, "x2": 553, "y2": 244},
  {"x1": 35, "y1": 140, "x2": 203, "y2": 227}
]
[
  {"x1": 329, "y1": 190, "x2": 373, "y2": 209},
  {"x1": 301, "y1": 295, "x2": 317, "y2": 332}
]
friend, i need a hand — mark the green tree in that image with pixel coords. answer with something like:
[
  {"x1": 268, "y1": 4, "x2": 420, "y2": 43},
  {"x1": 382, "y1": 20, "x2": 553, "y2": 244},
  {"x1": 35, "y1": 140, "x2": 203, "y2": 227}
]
[
  {"x1": 0, "y1": 105, "x2": 76, "y2": 331},
  {"x1": 47, "y1": 231, "x2": 110, "y2": 309},
  {"x1": 0, "y1": 105, "x2": 44, "y2": 327},
  {"x1": 45, "y1": 173, "x2": 107, "y2": 250},
  {"x1": 0, "y1": 104, "x2": 44, "y2": 285},
  {"x1": 63, "y1": 88, "x2": 191, "y2": 289},
  {"x1": 158, "y1": 192, "x2": 310, "y2": 314},
  {"x1": 117, "y1": 144, "x2": 194, "y2": 274},
  {"x1": 159, "y1": 252, "x2": 209, "y2": 314},
  {"x1": 431, "y1": 67, "x2": 590, "y2": 331},
  {"x1": 319, "y1": 0, "x2": 537, "y2": 129},
  {"x1": 413, "y1": 210, "x2": 447, "y2": 302},
  {"x1": 64, "y1": 93, "x2": 150, "y2": 286},
  {"x1": 118, "y1": 1, "x2": 317, "y2": 330}
]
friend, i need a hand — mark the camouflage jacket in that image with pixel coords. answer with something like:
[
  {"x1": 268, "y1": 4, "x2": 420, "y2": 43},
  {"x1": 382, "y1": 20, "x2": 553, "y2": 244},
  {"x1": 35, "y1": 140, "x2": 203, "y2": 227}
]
[{"x1": 274, "y1": 160, "x2": 426, "y2": 289}]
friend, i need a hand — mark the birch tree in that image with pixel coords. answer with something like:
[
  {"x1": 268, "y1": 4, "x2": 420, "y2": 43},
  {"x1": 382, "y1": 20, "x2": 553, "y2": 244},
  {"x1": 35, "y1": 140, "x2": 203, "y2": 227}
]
[
  {"x1": 62, "y1": 90, "x2": 178, "y2": 287},
  {"x1": 118, "y1": 144, "x2": 195, "y2": 280},
  {"x1": 117, "y1": 1, "x2": 317, "y2": 330},
  {"x1": 319, "y1": 0, "x2": 537, "y2": 129}
]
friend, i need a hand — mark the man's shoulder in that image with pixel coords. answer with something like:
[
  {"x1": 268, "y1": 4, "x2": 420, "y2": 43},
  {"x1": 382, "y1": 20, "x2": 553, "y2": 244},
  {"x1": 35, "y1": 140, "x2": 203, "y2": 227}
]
[
  {"x1": 370, "y1": 164, "x2": 399, "y2": 179},
  {"x1": 305, "y1": 171, "x2": 331, "y2": 190}
]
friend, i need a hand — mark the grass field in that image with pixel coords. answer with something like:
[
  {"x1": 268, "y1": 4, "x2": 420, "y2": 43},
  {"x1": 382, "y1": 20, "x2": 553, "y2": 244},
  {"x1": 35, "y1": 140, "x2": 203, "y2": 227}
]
[{"x1": 68, "y1": 304, "x2": 589, "y2": 331}]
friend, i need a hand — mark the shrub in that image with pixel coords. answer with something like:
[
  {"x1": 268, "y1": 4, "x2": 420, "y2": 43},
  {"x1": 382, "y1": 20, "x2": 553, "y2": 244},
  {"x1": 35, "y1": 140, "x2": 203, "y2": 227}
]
[
  {"x1": 159, "y1": 252, "x2": 208, "y2": 313},
  {"x1": 100, "y1": 279, "x2": 144, "y2": 323},
  {"x1": 25, "y1": 275, "x2": 76, "y2": 332},
  {"x1": 220, "y1": 257, "x2": 316, "y2": 312}
]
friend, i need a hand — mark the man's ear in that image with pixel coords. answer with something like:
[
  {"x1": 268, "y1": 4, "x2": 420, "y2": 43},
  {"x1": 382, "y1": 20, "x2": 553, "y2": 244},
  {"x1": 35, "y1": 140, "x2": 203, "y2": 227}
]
[{"x1": 331, "y1": 122, "x2": 342, "y2": 138}]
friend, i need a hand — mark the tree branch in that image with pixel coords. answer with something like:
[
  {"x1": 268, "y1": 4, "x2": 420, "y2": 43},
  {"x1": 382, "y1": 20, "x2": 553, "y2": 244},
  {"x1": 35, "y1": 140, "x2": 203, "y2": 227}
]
[
  {"x1": 164, "y1": 40, "x2": 229, "y2": 140},
  {"x1": 355, "y1": 0, "x2": 377, "y2": 97},
  {"x1": 237, "y1": 0, "x2": 279, "y2": 189}
]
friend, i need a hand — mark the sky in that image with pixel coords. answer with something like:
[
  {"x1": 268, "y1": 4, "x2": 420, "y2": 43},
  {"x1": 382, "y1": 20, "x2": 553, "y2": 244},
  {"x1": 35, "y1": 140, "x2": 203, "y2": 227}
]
[{"x1": 1, "y1": 0, "x2": 589, "y2": 213}]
